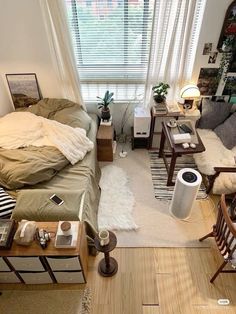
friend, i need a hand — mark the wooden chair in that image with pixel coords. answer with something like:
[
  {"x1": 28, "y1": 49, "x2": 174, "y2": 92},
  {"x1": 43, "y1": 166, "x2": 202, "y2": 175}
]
[{"x1": 199, "y1": 194, "x2": 236, "y2": 283}]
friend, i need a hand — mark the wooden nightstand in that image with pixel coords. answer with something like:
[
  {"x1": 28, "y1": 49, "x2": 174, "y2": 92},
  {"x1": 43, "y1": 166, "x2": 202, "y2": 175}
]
[{"x1": 97, "y1": 125, "x2": 113, "y2": 161}]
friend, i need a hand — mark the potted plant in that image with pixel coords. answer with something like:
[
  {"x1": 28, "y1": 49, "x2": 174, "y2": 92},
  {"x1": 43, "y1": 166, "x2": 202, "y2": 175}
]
[
  {"x1": 152, "y1": 82, "x2": 170, "y2": 103},
  {"x1": 97, "y1": 90, "x2": 114, "y2": 121}
]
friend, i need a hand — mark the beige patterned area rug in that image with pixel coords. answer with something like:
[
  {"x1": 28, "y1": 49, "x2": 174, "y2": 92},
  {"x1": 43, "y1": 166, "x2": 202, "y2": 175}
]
[
  {"x1": 0, "y1": 287, "x2": 91, "y2": 314},
  {"x1": 107, "y1": 147, "x2": 216, "y2": 248}
]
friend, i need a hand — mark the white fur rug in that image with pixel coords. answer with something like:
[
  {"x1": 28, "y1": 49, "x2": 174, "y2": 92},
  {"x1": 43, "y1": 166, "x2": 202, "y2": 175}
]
[{"x1": 98, "y1": 165, "x2": 138, "y2": 231}]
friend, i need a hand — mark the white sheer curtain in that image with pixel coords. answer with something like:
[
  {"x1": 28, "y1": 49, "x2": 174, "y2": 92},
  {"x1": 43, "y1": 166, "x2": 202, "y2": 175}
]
[
  {"x1": 145, "y1": 0, "x2": 206, "y2": 106},
  {"x1": 40, "y1": 0, "x2": 85, "y2": 110}
]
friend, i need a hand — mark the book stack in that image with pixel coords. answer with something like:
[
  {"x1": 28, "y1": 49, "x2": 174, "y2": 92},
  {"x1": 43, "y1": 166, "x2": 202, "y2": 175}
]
[
  {"x1": 166, "y1": 101, "x2": 181, "y2": 114},
  {"x1": 153, "y1": 103, "x2": 167, "y2": 115},
  {"x1": 55, "y1": 221, "x2": 79, "y2": 248}
]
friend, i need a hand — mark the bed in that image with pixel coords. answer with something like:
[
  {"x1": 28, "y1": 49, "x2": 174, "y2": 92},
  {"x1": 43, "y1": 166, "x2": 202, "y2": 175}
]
[{"x1": 0, "y1": 98, "x2": 101, "y2": 247}]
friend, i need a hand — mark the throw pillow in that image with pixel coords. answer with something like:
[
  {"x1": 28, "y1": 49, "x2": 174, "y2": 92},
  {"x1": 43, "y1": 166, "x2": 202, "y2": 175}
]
[
  {"x1": 214, "y1": 112, "x2": 236, "y2": 150},
  {"x1": 0, "y1": 188, "x2": 16, "y2": 219},
  {"x1": 198, "y1": 98, "x2": 232, "y2": 129}
]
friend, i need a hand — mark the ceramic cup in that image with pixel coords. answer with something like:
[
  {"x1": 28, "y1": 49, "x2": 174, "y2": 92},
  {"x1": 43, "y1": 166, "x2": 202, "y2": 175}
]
[
  {"x1": 98, "y1": 230, "x2": 110, "y2": 246},
  {"x1": 60, "y1": 221, "x2": 72, "y2": 236},
  {"x1": 169, "y1": 119, "x2": 177, "y2": 127}
]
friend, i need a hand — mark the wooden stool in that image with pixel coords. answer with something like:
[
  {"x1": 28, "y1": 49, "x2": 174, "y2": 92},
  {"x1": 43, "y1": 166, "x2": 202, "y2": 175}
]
[{"x1": 94, "y1": 231, "x2": 118, "y2": 277}]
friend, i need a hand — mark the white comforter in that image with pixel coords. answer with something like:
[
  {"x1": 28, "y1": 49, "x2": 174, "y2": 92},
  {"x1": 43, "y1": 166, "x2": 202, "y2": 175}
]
[{"x1": 0, "y1": 112, "x2": 94, "y2": 165}]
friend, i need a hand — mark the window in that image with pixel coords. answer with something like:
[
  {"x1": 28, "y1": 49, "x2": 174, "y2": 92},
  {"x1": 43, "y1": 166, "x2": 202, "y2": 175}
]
[{"x1": 65, "y1": 0, "x2": 155, "y2": 102}]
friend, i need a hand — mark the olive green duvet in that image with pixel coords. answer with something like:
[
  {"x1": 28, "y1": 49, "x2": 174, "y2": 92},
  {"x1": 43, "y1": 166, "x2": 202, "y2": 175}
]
[{"x1": 0, "y1": 98, "x2": 101, "y2": 245}]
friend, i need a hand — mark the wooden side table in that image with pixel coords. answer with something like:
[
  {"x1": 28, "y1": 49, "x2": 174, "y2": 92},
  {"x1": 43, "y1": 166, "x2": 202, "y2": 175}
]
[
  {"x1": 94, "y1": 231, "x2": 118, "y2": 277},
  {"x1": 158, "y1": 122, "x2": 205, "y2": 186},
  {"x1": 96, "y1": 125, "x2": 113, "y2": 161}
]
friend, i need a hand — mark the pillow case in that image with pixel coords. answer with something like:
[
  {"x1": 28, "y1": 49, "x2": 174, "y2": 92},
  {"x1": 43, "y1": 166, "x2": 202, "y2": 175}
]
[
  {"x1": 0, "y1": 187, "x2": 16, "y2": 218},
  {"x1": 17, "y1": 98, "x2": 92, "y2": 133},
  {"x1": 16, "y1": 98, "x2": 80, "y2": 119},
  {"x1": 214, "y1": 112, "x2": 236, "y2": 150},
  {"x1": 53, "y1": 106, "x2": 92, "y2": 133},
  {"x1": 198, "y1": 98, "x2": 232, "y2": 129}
]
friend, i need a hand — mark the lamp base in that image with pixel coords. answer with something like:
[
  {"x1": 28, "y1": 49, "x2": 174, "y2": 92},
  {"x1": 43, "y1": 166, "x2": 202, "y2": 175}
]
[{"x1": 183, "y1": 99, "x2": 194, "y2": 110}]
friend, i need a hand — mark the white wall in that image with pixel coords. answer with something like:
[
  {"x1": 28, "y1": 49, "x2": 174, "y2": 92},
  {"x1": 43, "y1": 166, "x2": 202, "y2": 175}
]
[
  {"x1": 0, "y1": 0, "x2": 232, "y2": 123},
  {"x1": 0, "y1": 0, "x2": 62, "y2": 116}
]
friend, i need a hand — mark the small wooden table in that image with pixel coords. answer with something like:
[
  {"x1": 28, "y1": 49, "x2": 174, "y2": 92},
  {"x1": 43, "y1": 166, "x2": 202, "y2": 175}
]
[
  {"x1": 94, "y1": 231, "x2": 118, "y2": 277},
  {"x1": 149, "y1": 105, "x2": 185, "y2": 149},
  {"x1": 158, "y1": 122, "x2": 205, "y2": 186}
]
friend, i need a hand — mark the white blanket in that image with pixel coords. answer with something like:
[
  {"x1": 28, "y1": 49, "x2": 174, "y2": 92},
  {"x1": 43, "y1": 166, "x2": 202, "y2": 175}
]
[{"x1": 0, "y1": 112, "x2": 94, "y2": 165}]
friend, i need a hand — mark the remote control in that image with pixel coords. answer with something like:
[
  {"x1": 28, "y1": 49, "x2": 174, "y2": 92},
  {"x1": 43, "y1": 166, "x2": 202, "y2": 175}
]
[{"x1": 178, "y1": 124, "x2": 193, "y2": 134}]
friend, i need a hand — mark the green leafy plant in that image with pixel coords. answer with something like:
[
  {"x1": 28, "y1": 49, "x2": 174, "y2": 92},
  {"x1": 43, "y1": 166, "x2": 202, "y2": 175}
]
[
  {"x1": 152, "y1": 82, "x2": 170, "y2": 103},
  {"x1": 97, "y1": 90, "x2": 114, "y2": 110}
]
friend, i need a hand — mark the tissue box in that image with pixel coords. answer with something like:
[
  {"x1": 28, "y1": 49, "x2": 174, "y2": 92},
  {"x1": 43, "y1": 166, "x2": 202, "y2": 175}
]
[{"x1": 173, "y1": 133, "x2": 191, "y2": 144}]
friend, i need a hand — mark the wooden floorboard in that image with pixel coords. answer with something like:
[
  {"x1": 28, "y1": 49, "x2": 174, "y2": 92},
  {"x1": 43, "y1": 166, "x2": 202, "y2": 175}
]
[
  {"x1": 87, "y1": 198, "x2": 236, "y2": 313},
  {"x1": 88, "y1": 246, "x2": 236, "y2": 314},
  {"x1": 88, "y1": 248, "x2": 158, "y2": 314}
]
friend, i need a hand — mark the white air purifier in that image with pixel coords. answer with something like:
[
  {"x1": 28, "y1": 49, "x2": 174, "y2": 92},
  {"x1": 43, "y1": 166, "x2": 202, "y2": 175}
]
[
  {"x1": 133, "y1": 107, "x2": 151, "y2": 138},
  {"x1": 169, "y1": 168, "x2": 202, "y2": 220}
]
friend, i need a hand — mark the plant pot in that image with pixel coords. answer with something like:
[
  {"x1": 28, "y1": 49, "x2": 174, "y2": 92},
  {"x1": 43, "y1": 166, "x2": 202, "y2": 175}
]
[
  {"x1": 101, "y1": 108, "x2": 111, "y2": 121},
  {"x1": 153, "y1": 95, "x2": 165, "y2": 104}
]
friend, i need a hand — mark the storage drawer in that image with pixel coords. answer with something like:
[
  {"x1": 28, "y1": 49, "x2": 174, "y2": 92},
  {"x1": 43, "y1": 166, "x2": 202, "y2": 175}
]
[
  {"x1": 53, "y1": 271, "x2": 85, "y2": 284},
  {"x1": 7, "y1": 257, "x2": 45, "y2": 271},
  {"x1": 46, "y1": 256, "x2": 82, "y2": 271},
  {"x1": 19, "y1": 271, "x2": 53, "y2": 284},
  {"x1": 0, "y1": 257, "x2": 11, "y2": 272},
  {"x1": 0, "y1": 271, "x2": 21, "y2": 283}
]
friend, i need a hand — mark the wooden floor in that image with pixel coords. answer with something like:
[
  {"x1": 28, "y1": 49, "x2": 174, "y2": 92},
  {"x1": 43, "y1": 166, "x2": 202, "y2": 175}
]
[
  {"x1": 87, "y1": 247, "x2": 236, "y2": 314},
  {"x1": 87, "y1": 197, "x2": 236, "y2": 314}
]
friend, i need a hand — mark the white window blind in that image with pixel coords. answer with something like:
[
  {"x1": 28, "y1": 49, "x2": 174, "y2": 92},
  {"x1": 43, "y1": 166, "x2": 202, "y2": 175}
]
[
  {"x1": 145, "y1": 0, "x2": 206, "y2": 103},
  {"x1": 65, "y1": 0, "x2": 155, "y2": 102}
]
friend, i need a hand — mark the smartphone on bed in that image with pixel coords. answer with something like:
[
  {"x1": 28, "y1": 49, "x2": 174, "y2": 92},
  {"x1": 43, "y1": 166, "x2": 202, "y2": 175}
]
[{"x1": 50, "y1": 194, "x2": 64, "y2": 206}]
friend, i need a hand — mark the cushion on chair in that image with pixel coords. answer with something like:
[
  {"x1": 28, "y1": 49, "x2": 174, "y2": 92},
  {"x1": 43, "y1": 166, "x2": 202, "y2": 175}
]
[
  {"x1": 214, "y1": 112, "x2": 236, "y2": 150},
  {"x1": 198, "y1": 99, "x2": 232, "y2": 129},
  {"x1": 0, "y1": 188, "x2": 16, "y2": 218},
  {"x1": 194, "y1": 129, "x2": 236, "y2": 195}
]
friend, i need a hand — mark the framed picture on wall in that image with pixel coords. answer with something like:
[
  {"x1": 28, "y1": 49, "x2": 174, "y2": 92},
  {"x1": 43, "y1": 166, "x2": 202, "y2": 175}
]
[
  {"x1": 197, "y1": 68, "x2": 220, "y2": 96},
  {"x1": 217, "y1": 0, "x2": 236, "y2": 51},
  {"x1": 222, "y1": 74, "x2": 236, "y2": 95},
  {"x1": 6, "y1": 73, "x2": 42, "y2": 109}
]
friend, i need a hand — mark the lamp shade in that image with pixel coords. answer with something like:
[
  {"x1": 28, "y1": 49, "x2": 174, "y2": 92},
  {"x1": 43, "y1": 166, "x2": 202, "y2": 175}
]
[{"x1": 180, "y1": 85, "x2": 200, "y2": 99}]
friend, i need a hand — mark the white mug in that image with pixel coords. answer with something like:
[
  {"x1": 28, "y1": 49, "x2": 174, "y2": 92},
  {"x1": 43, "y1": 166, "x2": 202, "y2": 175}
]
[
  {"x1": 98, "y1": 230, "x2": 110, "y2": 246},
  {"x1": 169, "y1": 119, "x2": 177, "y2": 127}
]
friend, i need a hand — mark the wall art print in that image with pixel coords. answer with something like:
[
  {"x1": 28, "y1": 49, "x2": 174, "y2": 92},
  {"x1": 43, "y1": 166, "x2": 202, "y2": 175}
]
[
  {"x1": 6, "y1": 73, "x2": 41, "y2": 109},
  {"x1": 197, "y1": 68, "x2": 220, "y2": 96}
]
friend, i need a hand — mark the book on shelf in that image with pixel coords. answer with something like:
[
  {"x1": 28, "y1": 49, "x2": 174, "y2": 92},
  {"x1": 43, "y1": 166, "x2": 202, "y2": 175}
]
[
  {"x1": 153, "y1": 105, "x2": 167, "y2": 115},
  {"x1": 166, "y1": 101, "x2": 181, "y2": 114},
  {"x1": 55, "y1": 221, "x2": 79, "y2": 248}
]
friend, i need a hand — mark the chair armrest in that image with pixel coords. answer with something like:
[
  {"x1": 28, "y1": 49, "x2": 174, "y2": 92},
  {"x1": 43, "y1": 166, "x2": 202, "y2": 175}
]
[{"x1": 214, "y1": 167, "x2": 236, "y2": 173}]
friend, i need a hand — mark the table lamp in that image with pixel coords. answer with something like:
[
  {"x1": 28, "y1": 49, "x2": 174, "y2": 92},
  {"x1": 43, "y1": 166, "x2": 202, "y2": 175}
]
[{"x1": 180, "y1": 84, "x2": 200, "y2": 109}]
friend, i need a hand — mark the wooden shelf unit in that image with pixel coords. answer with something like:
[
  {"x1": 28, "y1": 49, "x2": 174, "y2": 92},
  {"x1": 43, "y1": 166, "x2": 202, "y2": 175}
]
[
  {"x1": 97, "y1": 125, "x2": 113, "y2": 161},
  {"x1": 0, "y1": 222, "x2": 88, "y2": 285}
]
